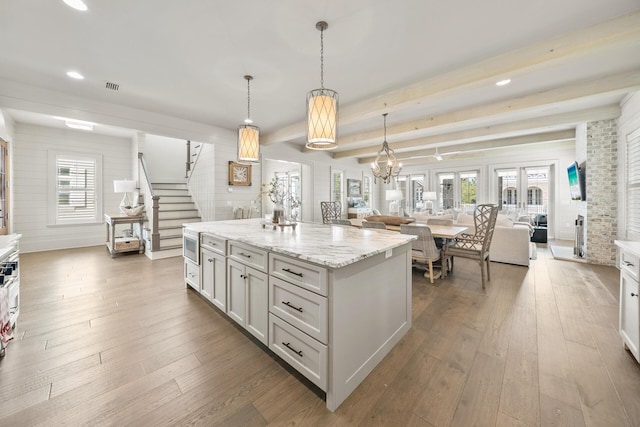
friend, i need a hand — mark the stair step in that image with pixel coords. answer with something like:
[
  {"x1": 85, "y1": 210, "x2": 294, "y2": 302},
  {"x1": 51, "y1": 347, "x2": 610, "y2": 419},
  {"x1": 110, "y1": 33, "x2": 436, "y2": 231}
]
[
  {"x1": 158, "y1": 217, "x2": 201, "y2": 227},
  {"x1": 156, "y1": 196, "x2": 193, "y2": 204},
  {"x1": 158, "y1": 210, "x2": 199, "y2": 219},
  {"x1": 158, "y1": 202, "x2": 195, "y2": 210},
  {"x1": 154, "y1": 188, "x2": 189, "y2": 196},
  {"x1": 152, "y1": 182, "x2": 188, "y2": 189},
  {"x1": 160, "y1": 237, "x2": 183, "y2": 247},
  {"x1": 159, "y1": 243, "x2": 183, "y2": 250}
]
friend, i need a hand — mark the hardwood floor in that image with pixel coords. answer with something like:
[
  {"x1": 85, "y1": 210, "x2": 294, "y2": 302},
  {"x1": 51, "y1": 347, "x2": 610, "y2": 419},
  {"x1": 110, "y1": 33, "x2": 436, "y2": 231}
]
[{"x1": 1, "y1": 244, "x2": 639, "y2": 426}]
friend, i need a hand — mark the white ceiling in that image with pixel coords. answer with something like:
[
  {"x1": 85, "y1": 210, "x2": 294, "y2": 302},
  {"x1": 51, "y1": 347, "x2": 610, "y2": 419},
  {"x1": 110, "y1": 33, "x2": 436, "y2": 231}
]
[{"x1": 0, "y1": 0, "x2": 639, "y2": 162}]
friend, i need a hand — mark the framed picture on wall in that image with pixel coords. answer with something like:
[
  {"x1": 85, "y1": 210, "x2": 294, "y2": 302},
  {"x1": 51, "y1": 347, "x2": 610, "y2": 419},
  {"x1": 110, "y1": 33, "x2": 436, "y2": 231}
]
[
  {"x1": 228, "y1": 161, "x2": 252, "y2": 186},
  {"x1": 347, "y1": 179, "x2": 362, "y2": 197}
]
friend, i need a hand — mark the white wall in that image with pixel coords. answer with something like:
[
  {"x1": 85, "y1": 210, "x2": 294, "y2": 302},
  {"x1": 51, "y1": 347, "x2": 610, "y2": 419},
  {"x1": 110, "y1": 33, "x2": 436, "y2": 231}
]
[
  {"x1": 12, "y1": 123, "x2": 133, "y2": 252},
  {"x1": 618, "y1": 91, "x2": 640, "y2": 241},
  {"x1": 140, "y1": 134, "x2": 188, "y2": 183},
  {"x1": 399, "y1": 142, "x2": 578, "y2": 240},
  {"x1": 187, "y1": 137, "x2": 372, "y2": 224},
  {"x1": 0, "y1": 110, "x2": 14, "y2": 143}
]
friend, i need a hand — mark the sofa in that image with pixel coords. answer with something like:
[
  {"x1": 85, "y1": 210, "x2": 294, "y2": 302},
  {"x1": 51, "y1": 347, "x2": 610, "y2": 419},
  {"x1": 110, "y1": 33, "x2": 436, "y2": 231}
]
[{"x1": 411, "y1": 211, "x2": 533, "y2": 266}]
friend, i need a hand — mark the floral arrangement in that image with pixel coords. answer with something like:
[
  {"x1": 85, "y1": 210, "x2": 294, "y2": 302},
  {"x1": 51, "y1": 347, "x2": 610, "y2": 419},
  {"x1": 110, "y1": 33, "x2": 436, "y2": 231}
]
[{"x1": 255, "y1": 178, "x2": 301, "y2": 213}]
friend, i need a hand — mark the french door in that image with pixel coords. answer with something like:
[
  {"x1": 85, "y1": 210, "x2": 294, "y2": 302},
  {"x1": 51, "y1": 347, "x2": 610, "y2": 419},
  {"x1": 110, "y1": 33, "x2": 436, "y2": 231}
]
[
  {"x1": 495, "y1": 166, "x2": 550, "y2": 219},
  {"x1": 437, "y1": 170, "x2": 478, "y2": 213},
  {"x1": 396, "y1": 175, "x2": 425, "y2": 214}
]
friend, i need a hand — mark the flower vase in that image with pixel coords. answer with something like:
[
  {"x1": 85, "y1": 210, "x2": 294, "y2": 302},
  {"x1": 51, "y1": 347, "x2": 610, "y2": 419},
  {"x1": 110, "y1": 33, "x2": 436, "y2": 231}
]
[{"x1": 272, "y1": 204, "x2": 285, "y2": 224}]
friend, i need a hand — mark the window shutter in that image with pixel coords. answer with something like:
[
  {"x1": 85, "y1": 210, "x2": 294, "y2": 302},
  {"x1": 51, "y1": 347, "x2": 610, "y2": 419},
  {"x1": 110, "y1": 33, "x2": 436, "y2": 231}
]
[
  {"x1": 56, "y1": 155, "x2": 97, "y2": 223},
  {"x1": 628, "y1": 131, "x2": 640, "y2": 239}
]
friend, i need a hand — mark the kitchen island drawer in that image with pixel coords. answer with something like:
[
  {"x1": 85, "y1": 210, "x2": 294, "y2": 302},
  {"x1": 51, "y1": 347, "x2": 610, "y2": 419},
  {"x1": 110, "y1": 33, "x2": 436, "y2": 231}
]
[
  {"x1": 621, "y1": 250, "x2": 640, "y2": 282},
  {"x1": 228, "y1": 241, "x2": 267, "y2": 272},
  {"x1": 269, "y1": 276, "x2": 327, "y2": 344},
  {"x1": 269, "y1": 313, "x2": 327, "y2": 391},
  {"x1": 269, "y1": 254, "x2": 327, "y2": 296},
  {"x1": 200, "y1": 233, "x2": 227, "y2": 255}
]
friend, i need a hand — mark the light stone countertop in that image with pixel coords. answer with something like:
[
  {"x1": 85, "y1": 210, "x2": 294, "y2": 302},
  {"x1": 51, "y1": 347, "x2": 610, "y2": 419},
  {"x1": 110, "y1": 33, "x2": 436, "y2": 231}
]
[
  {"x1": 0, "y1": 234, "x2": 21, "y2": 260},
  {"x1": 184, "y1": 219, "x2": 415, "y2": 269},
  {"x1": 615, "y1": 240, "x2": 640, "y2": 258}
]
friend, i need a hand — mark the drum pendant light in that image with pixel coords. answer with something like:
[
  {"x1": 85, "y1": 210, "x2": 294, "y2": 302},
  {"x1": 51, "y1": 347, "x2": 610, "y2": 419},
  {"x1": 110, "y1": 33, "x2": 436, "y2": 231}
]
[
  {"x1": 237, "y1": 75, "x2": 260, "y2": 163},
  {"x1": 306, "y1": 21, "x2": 338, "y2": 150}
]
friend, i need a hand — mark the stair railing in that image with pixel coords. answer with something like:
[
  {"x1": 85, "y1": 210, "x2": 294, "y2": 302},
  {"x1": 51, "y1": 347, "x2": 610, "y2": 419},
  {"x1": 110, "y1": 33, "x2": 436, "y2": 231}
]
[
  {"x1": 185, "y1": 140, "x2": 203, "y2": 183},
  {"x1": 138, "y1": 152, "x2": 160, "y2": 251}
]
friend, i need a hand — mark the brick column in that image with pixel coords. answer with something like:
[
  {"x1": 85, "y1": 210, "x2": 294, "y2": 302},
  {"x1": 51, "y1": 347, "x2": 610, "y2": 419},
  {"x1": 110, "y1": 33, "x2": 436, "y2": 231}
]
[{"x1": 585, "y1": 119, "x2": 618, "y2": 265}]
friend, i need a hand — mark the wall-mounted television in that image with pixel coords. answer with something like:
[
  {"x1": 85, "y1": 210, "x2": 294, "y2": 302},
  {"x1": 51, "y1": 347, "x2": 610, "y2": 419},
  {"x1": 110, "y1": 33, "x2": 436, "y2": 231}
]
[{"x1": 567, "y1": 161, "x2": 586, "y2": 201}]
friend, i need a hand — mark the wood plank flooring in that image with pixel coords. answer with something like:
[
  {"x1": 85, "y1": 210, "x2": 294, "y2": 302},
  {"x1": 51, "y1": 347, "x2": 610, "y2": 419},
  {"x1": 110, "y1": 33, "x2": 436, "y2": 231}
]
[{"x1": 1, "y1": 244, "x2": 639, "y2": 426}]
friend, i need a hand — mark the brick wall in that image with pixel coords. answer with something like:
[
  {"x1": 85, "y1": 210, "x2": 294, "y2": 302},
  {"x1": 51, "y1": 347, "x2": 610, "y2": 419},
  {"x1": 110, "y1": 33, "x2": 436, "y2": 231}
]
[{"x1": 585, "y1": 119, "x2": 618, "y2": 265}]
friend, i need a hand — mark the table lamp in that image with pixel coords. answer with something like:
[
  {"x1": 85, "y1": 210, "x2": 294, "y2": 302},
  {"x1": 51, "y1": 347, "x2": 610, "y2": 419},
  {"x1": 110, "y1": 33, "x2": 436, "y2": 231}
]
[
  {"x1": 386, "y1": 189, "x2": 403, "y2": 216},
  {"x1": 422, "y1": 191, "x2": 437, "y2": 214},
  {"x1": 113, "y1": 179, "x2": 139, "y2": 215}
]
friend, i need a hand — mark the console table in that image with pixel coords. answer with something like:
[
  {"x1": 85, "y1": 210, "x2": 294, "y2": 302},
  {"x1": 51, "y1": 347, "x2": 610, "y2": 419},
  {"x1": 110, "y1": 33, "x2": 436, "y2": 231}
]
[{"x1": 104, "y1": 214, "x2": 144, "y2": 257}]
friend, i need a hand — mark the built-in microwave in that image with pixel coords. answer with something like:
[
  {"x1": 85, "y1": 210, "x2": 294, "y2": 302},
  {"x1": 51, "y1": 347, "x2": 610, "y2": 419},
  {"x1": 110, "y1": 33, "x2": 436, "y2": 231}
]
[{"x1": 183, "y1": 228, "x2": 199, "y2": 265}]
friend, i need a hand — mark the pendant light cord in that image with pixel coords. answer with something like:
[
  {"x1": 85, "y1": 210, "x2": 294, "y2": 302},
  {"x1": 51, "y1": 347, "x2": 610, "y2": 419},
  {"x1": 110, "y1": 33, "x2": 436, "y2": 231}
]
[
  {"x1": 247, "y1": 77, "x2": 251, "y2": 120},
  {"x1": 320, "y1": 26, "x2": 324, "y2": 89}
]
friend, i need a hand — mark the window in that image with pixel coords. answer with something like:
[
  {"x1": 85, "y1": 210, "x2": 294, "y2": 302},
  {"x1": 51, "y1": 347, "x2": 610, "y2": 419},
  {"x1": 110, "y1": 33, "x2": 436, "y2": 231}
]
[
  {"x1": 49, "y1": 151, "x2": 102, "y2": 225},
  {"x1": 330, "y1": 168, "x2": 344, "y2": 211}
]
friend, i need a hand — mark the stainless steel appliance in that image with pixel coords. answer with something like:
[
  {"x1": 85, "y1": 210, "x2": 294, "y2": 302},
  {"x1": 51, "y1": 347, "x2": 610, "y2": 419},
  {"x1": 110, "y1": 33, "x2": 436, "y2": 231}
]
[{"x1": 183, "y1": 228, "x2": 199, "y2": 265}]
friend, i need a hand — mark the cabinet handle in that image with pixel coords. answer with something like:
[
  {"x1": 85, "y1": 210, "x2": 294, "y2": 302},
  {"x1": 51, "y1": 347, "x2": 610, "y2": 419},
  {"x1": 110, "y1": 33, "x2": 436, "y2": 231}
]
[
  {"x1": 240, "y1": 274, "x2": 246, "y2": 279},
  {"x1": 282, "y1": 268, "x2": 303, "y2": 277},
  {"x1": 632, "y1": 293, "x2": 639, "y2": 297},
  {"x1": 282, "y1": 342, "x2": 303, "y2": 357},
  {"x1": 208, "y1": 258, "x2": 213, "y2": 262},
  {"x1": 238, "y1": 252, "x2": 252, "y2": 259},
  {"x1": 282, "y1": 301, "x2": 304, "y2": 312},
  {"x1": 208, "y1": 241, "x2": 216, "y2": 246},
  {"x1": 624, "y1": 261, "x2": 635, "y2": 267}
]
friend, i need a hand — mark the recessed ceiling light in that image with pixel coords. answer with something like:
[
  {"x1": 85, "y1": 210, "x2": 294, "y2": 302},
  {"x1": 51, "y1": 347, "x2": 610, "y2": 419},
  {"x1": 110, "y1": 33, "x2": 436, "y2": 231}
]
[
  {"x1": 66, "y1": 71, "x2": 84, "y2": 80},
  {"x1": 496, "y1": 79, "x2": 511, "y2": 87},
  {"x1": 63, "y1": 0, "x2": 88, "y2": 11},
  {"x1": 65, "y1": 120, "x2": 94, "y2": 131}
]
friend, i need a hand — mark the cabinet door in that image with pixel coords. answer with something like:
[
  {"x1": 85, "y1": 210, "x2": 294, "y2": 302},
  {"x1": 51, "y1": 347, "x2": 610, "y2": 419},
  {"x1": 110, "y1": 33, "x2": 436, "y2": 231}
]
[
  {"x1": 200, "y1": 248, "x2": 215, "y2": 302},
  {"x1": 227, "y1": 259, "x2": 246, "y2": 327},
  {"x1": 246, "y1": 267, "x2": 268, "y2": 345},
  {"x1": 211, "y1": 252, "x2": 227, "y2": 312},
  {"x1": 620, "y1": 272, "x2": 640, "y2": 362}
]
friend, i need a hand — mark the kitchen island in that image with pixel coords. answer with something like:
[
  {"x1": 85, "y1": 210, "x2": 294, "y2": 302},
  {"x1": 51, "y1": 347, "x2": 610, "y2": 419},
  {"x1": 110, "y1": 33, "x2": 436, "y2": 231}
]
[{"x1": 183, "y1": 219, "x2": 414, "y2": 411}]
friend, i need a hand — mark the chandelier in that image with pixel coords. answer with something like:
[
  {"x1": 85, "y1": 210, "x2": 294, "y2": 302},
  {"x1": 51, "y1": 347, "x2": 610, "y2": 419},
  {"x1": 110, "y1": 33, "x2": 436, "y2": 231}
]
[
  {"x1": 306, "y1": 21, "x2": 338, "y2": 150},
  {"x1": 371, "y1": 113, "x2": 402, "y2": 184},
  {"x1": 237, "y1": 75, "x2": 260, "y2": 163}
]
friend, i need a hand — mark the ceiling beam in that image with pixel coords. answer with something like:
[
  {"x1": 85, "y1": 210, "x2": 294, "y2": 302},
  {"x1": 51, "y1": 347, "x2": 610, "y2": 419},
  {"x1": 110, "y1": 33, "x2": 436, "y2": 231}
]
[
  {"x1": 357, "y1": 130, "x2": 575, "y2": 164},
  {"x1": 262, "y1": 9, "x2": 640, "y2": 145},
  {"x1": 396, "y1": 140, "x2": 577, "y2": 167},
  {"x1": 332, "y1": 104, "x2": 620, "y2": 159},
  {"x1": 332, "y1": 70, "x2": 639, "y2": 148}
]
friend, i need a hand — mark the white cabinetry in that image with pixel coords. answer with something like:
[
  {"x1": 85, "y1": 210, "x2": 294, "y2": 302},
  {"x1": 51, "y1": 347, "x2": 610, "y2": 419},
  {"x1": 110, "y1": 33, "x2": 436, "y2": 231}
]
[
  {"x1": 184, "y1": 259, "x2": 200, "y2": 289},
  {"x1": 268, "y1": 253, "x2": 329, "y2": 389},
  {"x1": 227, "y1": 255, "x2": 268, "y2": 345},
  {"x1": 617, "y1": 240, "x2": 640, "y2": 363},
  {"x1": 200, "y1": 234, "x2": 227, "y2": 311}
]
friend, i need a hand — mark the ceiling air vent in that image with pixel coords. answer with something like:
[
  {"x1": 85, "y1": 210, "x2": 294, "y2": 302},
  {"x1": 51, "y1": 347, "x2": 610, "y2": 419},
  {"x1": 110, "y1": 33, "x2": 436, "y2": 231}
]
[{"x1": 105, "y1": 81, "x2": 120, "y2": 91}]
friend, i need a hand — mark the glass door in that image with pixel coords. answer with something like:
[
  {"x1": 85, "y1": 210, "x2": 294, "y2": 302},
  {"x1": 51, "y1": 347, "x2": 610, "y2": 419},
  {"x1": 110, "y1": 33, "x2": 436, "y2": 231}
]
[
  {"x1": 496, "y1": 166, "x2": 549, "y2": 221},
  {"x1": 437, "y1": 170, "x2": 478, "y2": 213}
]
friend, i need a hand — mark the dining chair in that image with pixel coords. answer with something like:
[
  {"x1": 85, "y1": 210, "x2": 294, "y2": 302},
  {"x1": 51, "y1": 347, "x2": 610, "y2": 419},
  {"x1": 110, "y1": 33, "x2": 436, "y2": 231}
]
[
  {"x1": 444, "y1": 204, "x2": 498, "y2": 289},
  {"x1": 330, "y1": 219, "x2": 352, "y2": 226},
  {"x1": 362, "y1": 221, "x2": 387, "y2": 230},
  {"x1": 400, "y1": 224, "x2": 441, "y2": 284},
  {"x1": 320, "y1": 201, "x2": 342, "y2": 224}
]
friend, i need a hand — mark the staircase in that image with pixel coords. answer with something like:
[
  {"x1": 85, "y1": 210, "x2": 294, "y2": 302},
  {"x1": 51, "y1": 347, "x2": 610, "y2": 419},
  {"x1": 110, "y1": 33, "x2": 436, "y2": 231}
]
[{"x1": 149, "y1": 182, "x2": 200, "y2": 259}]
